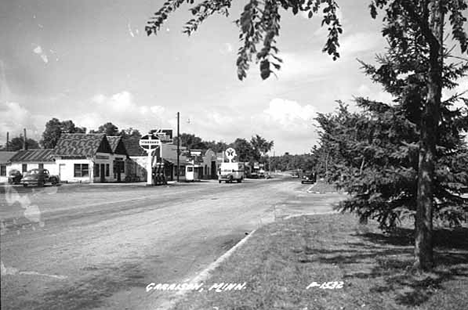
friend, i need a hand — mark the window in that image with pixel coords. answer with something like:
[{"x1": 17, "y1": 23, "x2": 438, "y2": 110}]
[
  {"x1": 22, "y1": 164, "x2": 27, "y2": 173},
  {"x1": 106, "y1": 164, "x2": 110, "y2": 177},
  {"x1": 95, "y1": 164, "x2": 100, "y2": 177},
  {"x1": 187, "y1": 166, "x2": 193, "y2": 172},
  {"x1": 113, "y1": 161, "x2": 124, "y2": 173},
  {"x1": 38, "y1": 163, "x2": 44, "y2": 169},
  {"x1": 74, "y1": 164, "x2": 89, "y2": 177},
  {"x1": 0, "y1": 165, "x2": 6, "y2": 176},
  {"x1": 118, "y1": 161, "x2": 124, "y2": 173}
]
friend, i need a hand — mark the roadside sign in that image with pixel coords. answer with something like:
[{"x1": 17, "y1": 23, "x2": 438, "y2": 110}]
[
  {"x1": 225, "y1": 148, "x2": 236, "y2": 162},
  {"x1": 139, "y1": 134, "x2": 161, "y2": 151},
  {"x1": 149, "y1": 128, "x2": 173, "y2": 143}
]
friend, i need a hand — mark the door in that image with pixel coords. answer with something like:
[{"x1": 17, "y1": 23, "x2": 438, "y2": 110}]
[
  {"x1": 211, "y1": 161, "x2": 216, "y2": 179},
  {"x1": 100, "y1": 164, "x2": 105, "y2": 182},
  {"x1": 59, "y1": 164, "x2": 65, "y2": 180}
]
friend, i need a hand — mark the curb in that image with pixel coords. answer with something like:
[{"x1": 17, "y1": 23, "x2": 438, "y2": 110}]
[
  {"x1": 306, "y1": 183, "x2": 318, "y2": 193},
  {"x1": 154, "y1": 229, "x2": 257, "y2": 310},
  {"x1": 283, "y1": 211, "x2": 339, "y2": 220}
]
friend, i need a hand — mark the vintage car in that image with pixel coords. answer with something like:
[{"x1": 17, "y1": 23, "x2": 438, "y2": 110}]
[
  {"x1": 301, "y1": 172, "x2": 317, "y2": 184},
  {"x1": 8, "y1": 169, "x2": 23, "y2": 184},
  {"x1": 21, "y1": 168, "x2": 60, "y2": 187}
]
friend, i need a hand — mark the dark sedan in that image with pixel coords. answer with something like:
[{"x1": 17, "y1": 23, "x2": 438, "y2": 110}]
[
  {"x1": 8, "y1": 169, "x2": 23, "y2": 184},
  {"x1": 22, "y1": 168, "x2": 60, "y2": 187},
  {"x1": 301, "y1": 172, "x2": 317, "y2": 184}
]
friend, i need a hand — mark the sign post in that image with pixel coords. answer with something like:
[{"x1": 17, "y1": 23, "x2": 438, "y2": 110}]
[{"x1": 139, "y1": 134, "x2": 161, "y2": 186}]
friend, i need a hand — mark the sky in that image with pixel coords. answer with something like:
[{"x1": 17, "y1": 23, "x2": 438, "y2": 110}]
[{"x1": 1, "y1": 0, "x2": 467, "y2": 155}]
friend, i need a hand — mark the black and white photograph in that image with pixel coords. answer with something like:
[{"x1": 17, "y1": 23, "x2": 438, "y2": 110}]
[{"x1": 1, "y1": 0, "x2": 468, "y2": 309}]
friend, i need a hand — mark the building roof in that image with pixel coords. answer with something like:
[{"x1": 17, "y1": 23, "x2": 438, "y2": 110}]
[
  {"x1": 106, "y1": 136, "x2": 121, "y2": 151},
  {"x1": 54, "y1": 133, "x2": 112, "y2": 158},
  {"x1": 123, "y1": 138, "x2": 146, "y2": 156},
  {"x1": 106, "y1": 136, "x2": 128, "y2": 156},
  {"x1": 0, "y1": 151, "x2": 17, "y2": 164},
  {"x1": 9, "y1": 149, "x2": 55, "y2": 163}
]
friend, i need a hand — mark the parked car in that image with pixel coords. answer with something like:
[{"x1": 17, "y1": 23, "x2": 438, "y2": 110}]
[
  {"x1": 21, "y1": 168, "x2": 60, "y2": 187},
  {"x1": 8, "y1": 169, "x2": 23, "y2": 184},
  {"x1": 301, "y1": 171, "x2": 317, "y2": 184}
]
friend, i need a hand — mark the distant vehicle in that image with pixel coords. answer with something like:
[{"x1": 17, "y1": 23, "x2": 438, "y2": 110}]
[
  {"x1": 218, "y1": 162, "x2": 245, "y2": 183},
  {"x1": 248, "y1": 171, "x2": 259, "y2": 179},
  {"x1": 258, "y1": 169, "x2": 266, "y2": 178},
  {"x1": 21, "y1": 168, "x2": 60, "y2": 187},
  {"x1": 301, "y1": 171, "x2": 317, "y2": 184},
  {"x1": 8, "y1": 169, "x2": 23, "y2": 184}
]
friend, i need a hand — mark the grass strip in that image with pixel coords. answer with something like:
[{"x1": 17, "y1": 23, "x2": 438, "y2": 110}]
[{"x1": 172, "y1": 213, "x2": 468, "y2": 310}]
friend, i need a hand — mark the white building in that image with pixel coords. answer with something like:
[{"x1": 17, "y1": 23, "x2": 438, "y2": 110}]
[
  {"x1": 8, "y1": 149, "x2": 57, "y2": 175},
  {"x1": 53, "y1": 133, "x2": 115, "y2": 183},
  {"x1": 0, "y1": 152, "x2": 16, "y2": 184}
]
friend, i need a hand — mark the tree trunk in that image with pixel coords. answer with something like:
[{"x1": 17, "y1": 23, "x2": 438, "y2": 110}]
[{"x1": 414, "y1": 0, "x2": 444, "y2": 271}]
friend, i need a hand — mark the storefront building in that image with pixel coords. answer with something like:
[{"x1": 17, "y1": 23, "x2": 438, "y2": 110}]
[
  {"x1": 8, "y1": 149, "x2": 57, "y2": 175},
  {"x1": 53, "y1": 133, "x2": 114, "y2": 183}
]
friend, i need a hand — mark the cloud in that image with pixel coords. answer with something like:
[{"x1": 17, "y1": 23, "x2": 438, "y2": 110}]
[
  {"x1": 254, "y1": 98, "x2": 319, "y2": 154},
  {"x1": 259, "y1": 98, "x2": 317, "y2": 132},
  {"x1": 0, "y1": 102, "x2": 44, "y2": 139},
  {"x1": 75, "y1": 91, "x2": 168, "y2": 133},
  {"x1": 276, "y1": 31, "x2": 379, "y2": 81},
  {"x1": 356, "y1": 83, "x2": 393, "y2": 103},
  {"x1": 277, "y1": 51, "x2": 334, "y2": 81},
  {"x1": 339, "y1": 32, "x2": 383, "y2": 55},
  {"x1": 186, "y1": 98, "x2": 319, "y2": 154}
]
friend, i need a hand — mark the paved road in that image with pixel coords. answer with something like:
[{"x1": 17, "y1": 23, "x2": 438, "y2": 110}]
[{"x1": 0, "y1": 177, "x2": 344, "y2": 310}]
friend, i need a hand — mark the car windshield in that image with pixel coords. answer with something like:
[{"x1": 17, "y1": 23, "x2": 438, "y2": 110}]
[{"x1": 27, "y1": 170, "x2": 39, "y2": 175}]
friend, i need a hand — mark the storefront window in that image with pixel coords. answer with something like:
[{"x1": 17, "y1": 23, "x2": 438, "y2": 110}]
[
  {"x1": 0, "y1": 165, "x2": 6, "y2": 176},
  {"x1": 178, "y1": 166, "x2": 185, "y2": 176},
  {"x1": 74, "y1": 164, "x2": 89, "y2": 177},
  {"x1": 106, "y1": 164, "x2": 110, "y2": 177}
]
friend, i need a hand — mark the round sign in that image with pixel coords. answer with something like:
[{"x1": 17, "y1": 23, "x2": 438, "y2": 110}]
[
  {"x1": 225, "y1": 148, "x2": 237, "y2": 160},
  {"x1": 139, "y1": 134, "x2": 161, "y2": 150}
]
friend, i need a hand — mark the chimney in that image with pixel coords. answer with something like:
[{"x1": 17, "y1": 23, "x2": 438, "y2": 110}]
[
  {"x1": 6, "y1": 132, "x2": 9, "y2": 151},
  {"x1": 23, "y1": 128, "x2": 28, "y2": 150}
]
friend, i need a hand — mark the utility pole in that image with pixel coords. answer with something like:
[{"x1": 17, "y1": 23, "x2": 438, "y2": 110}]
[
  {"x1": 177, "y1": 112, "x2": 180, "y2": 182},
  {"x1": 23, "y1": 128, "x2": 27, "y2": 150}
]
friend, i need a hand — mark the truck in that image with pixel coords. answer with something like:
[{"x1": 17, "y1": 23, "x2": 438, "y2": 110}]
[{"x1": 218, "y1": 162, "x2": 245, "y2": 183}]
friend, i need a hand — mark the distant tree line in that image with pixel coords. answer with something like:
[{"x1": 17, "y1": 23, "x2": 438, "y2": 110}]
[{"x1": 1, "y1": 121, "x2": 275, "y2": 168}]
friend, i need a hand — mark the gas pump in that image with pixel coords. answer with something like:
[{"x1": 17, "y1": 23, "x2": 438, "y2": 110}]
[{"x1": 152, "y1": 162, "x2": 167, "y2": 186}]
